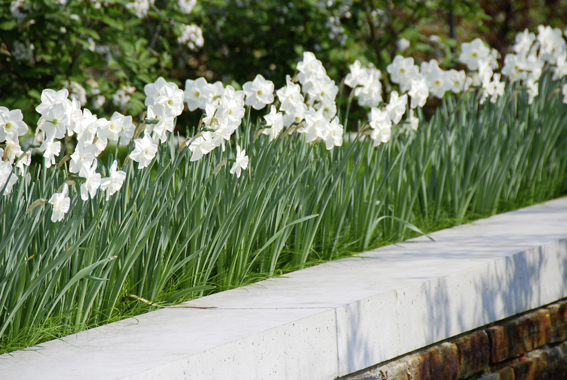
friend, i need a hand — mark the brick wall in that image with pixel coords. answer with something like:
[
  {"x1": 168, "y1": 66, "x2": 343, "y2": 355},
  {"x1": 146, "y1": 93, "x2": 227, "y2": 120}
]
[{"x1": 341, "y1": 299, "x2": 567, "y2": 380}]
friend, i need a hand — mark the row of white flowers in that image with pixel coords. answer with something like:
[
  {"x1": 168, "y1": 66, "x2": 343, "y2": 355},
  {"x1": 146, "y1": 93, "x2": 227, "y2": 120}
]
[{"x1": 1, "y1": 25, "x2": 567, "y2": 223}]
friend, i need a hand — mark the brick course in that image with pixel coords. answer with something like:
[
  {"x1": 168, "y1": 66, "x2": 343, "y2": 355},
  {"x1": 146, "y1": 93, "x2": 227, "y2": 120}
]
[{"x1": 341, "y1": 299, "x2": 567, "y2": 380}]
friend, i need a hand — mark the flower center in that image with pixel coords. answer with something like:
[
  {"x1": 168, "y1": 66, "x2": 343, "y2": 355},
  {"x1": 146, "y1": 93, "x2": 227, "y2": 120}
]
[
  {"x1": 195, "y1": 91, "x2": 200, "y2": 97},
  {"x1": 400, "y1": 68, "x2": 405, "y2": 73},
  {"x1": 168, "y1": 99, "x2": 174, "y2": 106},
  {"x1": 110, "y1": 124, "x2": 116, "y2": 130},
  {"x1": 5, "y1": 123, "x2": 11, "y2": 129},
  {"x1": 257, "y1": 90, "x2": 263, "y2": 96},
  {"x1": 472, "y1": 52, "x2": 477, "y2": 58}
]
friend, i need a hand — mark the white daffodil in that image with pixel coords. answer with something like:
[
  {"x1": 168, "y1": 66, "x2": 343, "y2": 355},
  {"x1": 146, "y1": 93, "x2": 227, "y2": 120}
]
[
  {"x1": 501, "y1": 54, "x2": 529, "y2": 82},
  {"x1": 408, "y1": 78, "x2": 429, "y2": 108},
  {"x1": 49, "y1": 183, "x2": 71, "y2": 222},
  {"x1": 79, "y1": 160, "x2": 101, "y2": 201},
  {"x1": 386, "y1": 91, "x2": 407, "y2": 124},
  {"x1": 459, "y1": 38, "x2": 490, "y2": 70},
  {"x1": 303, "y1": 75, "x2": 339, "y2": 106},
  {"x1": 344, "y1": 60, "x2": 367, "y2": 88},
  {"x1": 3, "y1": 139, "x2": 23, "y2": 164},
  {"x1": 354, "y1": 68, "x2": 383, "y2": 108},
  {"x1": 42, "y1": 102, "x2": 71, "y2": 140},
  {"x1": 0, "y1": 160, "x2": 17, "y2": 195},
  {"x1": 426, "y1": 68, "x2": 451, "y2": 99},
  {"x1": 100, "y1": 160, "x2": 126, "y2": 200},
  {"x1": 263, "y1": 105, "x2": 284, "y2": 141},
  {"x1": 36, "y1": 88, "x2": 70, "y2": 116},
  {"x1": 323, "y1": 117, "x2": 343, "y2": 150},
  {"x1": 369, "y1": 108, "x2": 392, "y2": 147},
  {"x1": 184, "y1": 77, "x2": 212, "y2": 111},
  {"x1": 70, "y1": 141, "x2": 96, "y2": 173},
  {"x1": 277, "y1": 75, "x2": 304, "y2": 113},
  {"x1": 513, "y1": 29, "x2": 535, "y2": 55},
  {"x1": 188, "y1": 131, "x2": 215, "y2": 162},
  {"x1": 154, "y1": 84, "x2": 185, "y2": 117},
  {"x1": 449, "y1": 70, "x2": 472, "y2": 93},
  {"x1": 283, "y1": 102, "x2": 307, "y2": 127},
  {"x1": 130, "y1": 135, "x2": 158, "y2": 168},
  {"x1": 230, "y1": 145, "x2": 249, "y2": 178},
  {"x1": 243, "y1": 74, "x2": 275, "y2": 110},
  {"x1": 299, "y1": 107, "x2": 327, "y2": 143},
  {"x1": 39, "y1": 139, "x2": 61, "y2": 168},
  {"x1": 208, "y1": 81, "x2": 225, "y2": 106},
  {"x1": 386, "y1": 56, "x2": 419, "y2": 93},
  {"x1": 0, "y1": 108, "x2": 28, "y2": 142},
  {"x1": 526, "y1": 78, "x2": 538, "y2": 104},
  {"x1": 403, "y1": 109, "x2": 419, "y2": 135},
  {"x1": 297, "y1": 51, "x2": 327, "y2": 85},
  {"x1": 553, "y1": 52, "x2": 567, "y2": 80}
]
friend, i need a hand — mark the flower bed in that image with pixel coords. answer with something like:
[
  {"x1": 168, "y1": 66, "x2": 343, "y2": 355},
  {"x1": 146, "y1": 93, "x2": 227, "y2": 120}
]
[{"x1": 1, "y1": 26, "x2": 567, "y2": 353}]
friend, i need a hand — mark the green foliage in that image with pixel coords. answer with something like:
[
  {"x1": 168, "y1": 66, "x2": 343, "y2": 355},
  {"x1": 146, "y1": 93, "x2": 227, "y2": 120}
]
[{"x1": 1, "y1": 69, "x2": 566, "y2": 354}]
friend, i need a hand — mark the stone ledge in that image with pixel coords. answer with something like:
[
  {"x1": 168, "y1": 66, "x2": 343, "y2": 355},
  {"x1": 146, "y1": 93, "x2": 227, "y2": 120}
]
[{"x1": 1, "y1": 197, "x2": 567, "y2": 379}]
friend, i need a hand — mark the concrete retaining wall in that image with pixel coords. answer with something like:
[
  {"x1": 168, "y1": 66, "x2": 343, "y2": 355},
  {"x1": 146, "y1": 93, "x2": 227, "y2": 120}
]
[{"x1": 1, "y1": 197, "x2": 567, "y2": 379}]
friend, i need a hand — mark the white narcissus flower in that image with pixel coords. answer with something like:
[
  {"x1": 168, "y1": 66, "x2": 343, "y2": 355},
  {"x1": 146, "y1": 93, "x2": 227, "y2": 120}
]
[
  {"x1": 188, "y1": 131, "x2": 215, "y2": 162},
  {"x1": 263, "y1": 105, "x2": 284, "y2": 141},
  {"x1": 426, "y1": 67, "x2": 451, "y2": 99},
  {"x1": 299, "y1": 107, "x2": 326, "y2": 143},
  {"x1": 184, "y1": 77, "x2": 211, "y2": 111},
  {"x1": 553, "y1": 52, "x2": 567, "y2": 81},
  {"x1": 42, "y1": 102, "x2": 71, "y2": 140},
  {"x1": 70, "y1": 141, "x2": 96, "y2": 173},
  {"x1": 386, "y1": 91, "x2": 407, "y2": 124},
  {"x1": 297, "y1": 52, "x2": 327, "y2": 84},
  {"x1": 303, "y1": 75, "x2": 339, "y2": 106},
  {"x1": 386, "y1": 56, "x2": 419, "y2": 93},
  {"x1": 526, "y1": 79, "x2": 538, "y2": 105},
  {"x1": 130, "y1": 135, "x2": 158, "y2": 169},
  {"x1": 369, "y1": 108, "x2": 392, "y2": 147},
  {"x1": 449, "y1": 70, "x2": 472, "y2": 93},
  {"x1": 0, "y1": 160, "x2": 17, "y2": 195},
  {"x1": 404, "y1": 109, "x2": 419, "y2": 135},
  {"x1": 154, "y1": 84, "x2": 185, "y2": 117},
  {"x1": 208, "y1": 81, "x2": 225, "y2": 106},
  {"x1": 100, "y1": 161, "x2": 126, "y2": 200},
  {"x1": 344, "y1": 60, "x2": 367, "y2": 88},
  {"x1": 146, "y1": 104, "x2": 175, "y2": 143},
  {"x1": 276, "y1": 75, "x2": 304, "y2": 113},
  {"x1": 408, "y1": 78, "x2": 428, "y2": 108},
  {"x1": 49, "y1": 183, "x2": 71, "y2": 222},
  {"x1": 501, "y1": 54, "x2": 528, "y2": 82},
  {"x1": 355, "y1": 67, "x2": 383, "y2": 108},
  {"x1": 243, "y1": 74, "x2": 275, "y2": 110},
  {"x1": 283, "y1": 102, "x2": 307, "y2": 127},
  {"x1": 39, "y1": 139, "x2": 61, "y2": 168},
  {"x1": 36, "y1": 88, "x2": 70, "y2": 116},
  {"x1": 144, "y1": 77, "x2": 181, "y2": 107},
  {"x1": 230, "y1": 145, "x2": 249, "y2": 178},
  {"x1": 0, "y1": 108, "x2": 28, "y2": 142},
  {"x1": 514, "y1": 29, "x2": 535, "y2": 55},
  {"x1": 480, "y1": 73, "x2": 505, "y2": 104},
  {"x1": 3, "y1": 139, "x2": 23, "y2": 164},
  {"x1": 79, "y1": 160, "x2": 101, "y2": 201},
  {"x1": 323, "y1": 117, "x2": 343, "y2": 150},
  {"x1": 459, "y1": 38, "x2": 490, "y2": 70}
]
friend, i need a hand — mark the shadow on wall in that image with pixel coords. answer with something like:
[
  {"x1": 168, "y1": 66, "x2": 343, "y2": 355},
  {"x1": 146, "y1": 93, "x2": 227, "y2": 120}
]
[{"x1": 337, "y1": 206, "x2": 567, "y2": 376}]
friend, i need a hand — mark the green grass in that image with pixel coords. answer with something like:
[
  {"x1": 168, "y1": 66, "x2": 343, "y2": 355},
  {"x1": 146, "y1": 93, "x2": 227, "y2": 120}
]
[{"x1": 1, "y1": 71, "x2": 566, "y2": 355}]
